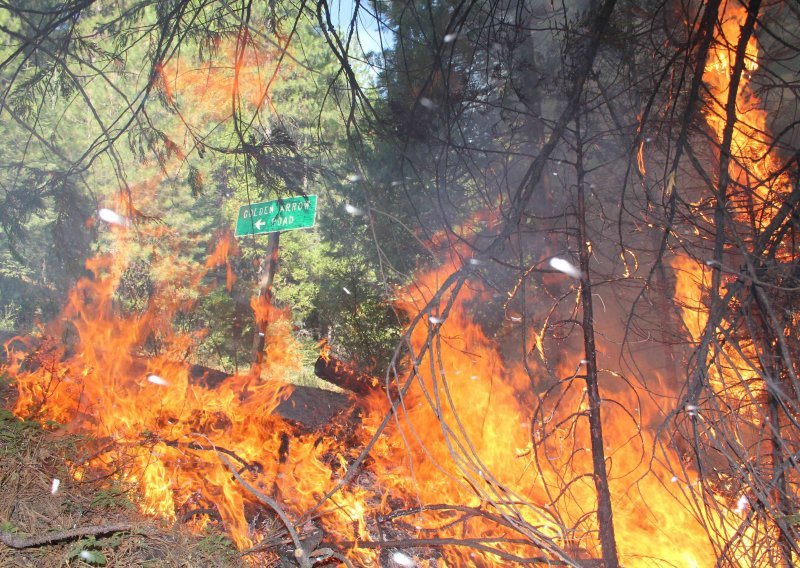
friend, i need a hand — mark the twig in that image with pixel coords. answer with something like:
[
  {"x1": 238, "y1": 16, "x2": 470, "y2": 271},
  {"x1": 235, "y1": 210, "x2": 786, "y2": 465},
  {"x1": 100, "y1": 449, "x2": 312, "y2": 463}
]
[
  {"x1": 162, "y1": 438, "x2": 258, "y2": 473},
  {"x1": 202, "y1": 438, "x2": 311, "y2": 568},
  {"x1": 0, "y1": 523, "x2": 135, "y2": 549}
]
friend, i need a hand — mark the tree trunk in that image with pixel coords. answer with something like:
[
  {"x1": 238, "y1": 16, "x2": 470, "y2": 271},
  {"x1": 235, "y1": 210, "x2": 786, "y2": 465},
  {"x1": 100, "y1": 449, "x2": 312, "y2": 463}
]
[
  {"x1": 251, "y1": 231, "x2": 281, "y2": 376},
  {"x1": 576, "y1": 113, "x2": 619, "y2": 567}
]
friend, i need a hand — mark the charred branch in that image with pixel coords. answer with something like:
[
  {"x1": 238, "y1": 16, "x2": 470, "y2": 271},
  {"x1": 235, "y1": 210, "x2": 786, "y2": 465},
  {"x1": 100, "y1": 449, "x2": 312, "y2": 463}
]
[{"x1": 314, "y1": 354, "x2": 386, "y2": 397}]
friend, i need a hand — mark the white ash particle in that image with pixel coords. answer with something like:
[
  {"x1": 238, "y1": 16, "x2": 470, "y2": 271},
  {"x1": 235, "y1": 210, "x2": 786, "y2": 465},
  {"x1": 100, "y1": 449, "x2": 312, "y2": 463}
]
[
  {"x1": 579, "y1": 359, "x2": 589, "y2": 365},
  {"x1": 50, "y1": 478, "x2": 61, "y2": 495},
  {"x1": 348, "y1": 173, "x2": 362, "y2": 182},
  {"x1": 98, "y1": 208, "x2": 127, "y2": 226},
  {"x1": 510, "y1": 316, "x2": 522, "y2": 322},
  {"x1": 428, "y1": 316, "x2": 444, "y2": 324},
  {"x1": 344, "y1": 203, "x2": 364, "y2": 216},
  {"x1": 391, "y1": 551, "x2": 416, "y2": 568},
  {"x1": 468, "y1": 258, "x2": 483, "y2": 265},
  {"x1": 549, "y1": 257, "x2": 582, "y2": 279},
  {"x1": 670, "y1": 476, "x2": 679, "y2": 483},
  {"x1": 419, "y1": 97, "x2": 435, "y2": 109},
  {"x1": 342, "y1": 287, "x2": 352, "y2": 295},
  {"x1": 147, "y1": 374, "x2": 169, "y2": 387},
  {"x1": 443, "y1": 33, "x2": 458, "y2": 43},
  {"x1": 735, "y1": 494, "x2": 750, "y2": 514},
  {"x1": 79, "y1": 550, "x2": 102, "y2": 562}
]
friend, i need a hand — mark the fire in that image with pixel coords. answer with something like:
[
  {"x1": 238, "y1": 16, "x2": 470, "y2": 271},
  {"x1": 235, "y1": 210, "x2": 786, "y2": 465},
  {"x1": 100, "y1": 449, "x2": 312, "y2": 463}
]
[
  {"x1": 383, "y1": 253, "x2": 722, "y2": 565},
  {"x1": 665, "y1": 1, "x2": 798, "y2": 564},
  {"x1": 157, "y1": 29, "x2": 285, "y2": 123},
  {"x1": 2, "y1": 2, "x2": 796, "y2": 566},
  {"x1": 3, "y1": 210, "x2": 726, "y2": 564},
  {"x1": 7, "y1": 235, "x2": 298, "y2": 549},
  {"x1": 702, "y1": 0, "x2": 791, "y2": 231}
]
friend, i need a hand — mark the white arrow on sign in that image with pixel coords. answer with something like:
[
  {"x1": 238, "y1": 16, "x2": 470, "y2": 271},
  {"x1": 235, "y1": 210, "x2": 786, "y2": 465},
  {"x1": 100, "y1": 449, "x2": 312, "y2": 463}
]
[{"x1": 254, "y1": 219, "x2": 266, "y2": 230}]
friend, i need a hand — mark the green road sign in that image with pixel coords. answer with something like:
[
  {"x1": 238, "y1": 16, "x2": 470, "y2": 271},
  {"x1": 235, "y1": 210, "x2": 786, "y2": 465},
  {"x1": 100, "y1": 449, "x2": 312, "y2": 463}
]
[{"x1": 234, "y1": 195, "x2": 317, "y2": 237}]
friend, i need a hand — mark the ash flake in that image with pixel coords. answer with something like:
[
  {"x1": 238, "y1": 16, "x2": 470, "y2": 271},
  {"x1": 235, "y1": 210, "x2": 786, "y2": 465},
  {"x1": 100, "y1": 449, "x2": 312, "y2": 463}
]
[
  {"x1": 549, "y1": 257, "x2": 582, "y2": 279},
  {"x1": 344, "y1": 203, "x2": 364, "y2": 216},
  {"x1": 735, "y1": 494, "x2": 750, "y2": 514},
  {"x1": 98, "y1": 208, "x2": 127, "y2": 226},
  {"x1": 391, "y1": 551, "x2": 416, "y2": 567},
  {"x1": 79, "y1": 550, "x2": 106, "y2": 564},
  {"x1": 147, "y1": 374, "x2": 169, "y2": 387}
]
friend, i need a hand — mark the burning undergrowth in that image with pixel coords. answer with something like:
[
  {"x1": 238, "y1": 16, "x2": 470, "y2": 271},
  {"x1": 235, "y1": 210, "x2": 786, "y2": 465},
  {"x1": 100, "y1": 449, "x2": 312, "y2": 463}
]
[
  {"x1": 0, "y1": 214, "x2": 725, "y2": 566},
  {"x1": 0, "y1": 407, "x2": 246, "y2": 567}
]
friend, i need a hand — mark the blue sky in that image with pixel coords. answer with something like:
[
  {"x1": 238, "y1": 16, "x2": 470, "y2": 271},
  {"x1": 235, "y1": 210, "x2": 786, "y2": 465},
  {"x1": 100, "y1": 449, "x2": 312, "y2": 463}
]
[{"x1": 328, "y1": 0, "x2": 392, "y2": 56}]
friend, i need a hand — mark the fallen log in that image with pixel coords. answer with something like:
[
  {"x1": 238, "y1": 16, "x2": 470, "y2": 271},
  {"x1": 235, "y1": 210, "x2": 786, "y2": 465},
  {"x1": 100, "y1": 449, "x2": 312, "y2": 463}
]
[
  {"x1": 313, "y1": 354, "x2": 382, "y2": 397},
  {"x1": 0, "y1": 523, "x2": 137, "y2": 549},
  {"x1": 3, "y1": 337, "x2": 353, "y2": 431},
  {"x1": 184, "y1": 361, "x2": 354, "y2": 430}
]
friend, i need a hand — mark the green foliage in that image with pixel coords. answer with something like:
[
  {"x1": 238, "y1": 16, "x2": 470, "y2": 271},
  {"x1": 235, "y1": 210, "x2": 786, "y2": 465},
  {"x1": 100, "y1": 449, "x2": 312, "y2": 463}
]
[
  {"x1": 67, "y1": 533, "x2": 126, "y2": 566},
  {"x1": 0, "y1": 520, "x2": 16, "y2": 534},
  {"x1": 0, "y1": 408, "x2": 42, "y2": 454},
  {"x1": 196, "y1": 528, "x2": 239, "y2": 564},
  {"x1": 188, "y1": 287, "x2": 253, "y2": 373},
  {"x1": 90, "y1": 486, "x2": 134, "y2": 511},
  {"x1": 0, "y1": 301, "x2": 20, "y2": 332},
  {"x1": 115, "y1": 260, "x2": 155, "y2": 314},
  {"x1": 316, "y1": 258, "x2": 403, "y2": 373}
]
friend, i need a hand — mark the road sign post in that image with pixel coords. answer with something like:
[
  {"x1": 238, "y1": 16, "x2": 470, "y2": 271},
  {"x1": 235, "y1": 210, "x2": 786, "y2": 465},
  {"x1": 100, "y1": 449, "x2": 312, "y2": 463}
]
[{"x1": 235, "y1": 196, "x2": 317, "y2": 377}]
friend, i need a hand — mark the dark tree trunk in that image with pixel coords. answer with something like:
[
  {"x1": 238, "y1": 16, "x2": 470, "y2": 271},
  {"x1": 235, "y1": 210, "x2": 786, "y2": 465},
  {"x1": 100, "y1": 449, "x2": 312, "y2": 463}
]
[{"x1": 576, "y1": 113, "x2": 619, "y2": 567}]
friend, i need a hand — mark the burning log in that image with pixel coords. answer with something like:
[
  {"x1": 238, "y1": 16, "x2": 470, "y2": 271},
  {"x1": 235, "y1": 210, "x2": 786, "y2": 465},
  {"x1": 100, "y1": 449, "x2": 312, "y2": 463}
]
[
  {"x1": 5, "y1": 336, "x2": 353, "y2": 431},
  {"x1": 186, "y1": 361, "x2": 353, "y2": 430},
  {"x1": 313, "y1": 353, "x2": 384, "y2": 397}
]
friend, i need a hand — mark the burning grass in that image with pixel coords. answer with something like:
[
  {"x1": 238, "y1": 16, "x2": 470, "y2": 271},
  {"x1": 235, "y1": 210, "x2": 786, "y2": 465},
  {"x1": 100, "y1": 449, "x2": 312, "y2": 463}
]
[{"x1": 0, "y1": 406, "x2": 248, "y2": 567}]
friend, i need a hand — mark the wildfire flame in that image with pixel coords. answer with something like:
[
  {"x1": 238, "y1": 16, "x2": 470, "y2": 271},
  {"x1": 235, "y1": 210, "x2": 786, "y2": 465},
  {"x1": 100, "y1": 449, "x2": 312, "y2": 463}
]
[{"x1": 2, "y1": 3, "x2": 795, "y2": 565}]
